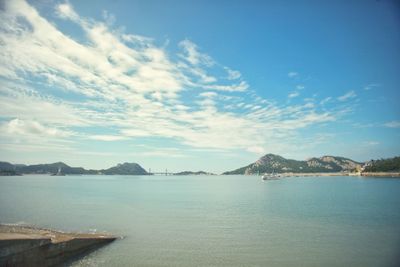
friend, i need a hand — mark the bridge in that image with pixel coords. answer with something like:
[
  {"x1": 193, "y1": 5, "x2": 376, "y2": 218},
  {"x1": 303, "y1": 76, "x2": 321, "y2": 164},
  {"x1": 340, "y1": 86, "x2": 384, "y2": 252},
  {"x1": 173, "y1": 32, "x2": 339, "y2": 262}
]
[{"x1": 147, "y1": 169, "x2": 174, "y2": 176}]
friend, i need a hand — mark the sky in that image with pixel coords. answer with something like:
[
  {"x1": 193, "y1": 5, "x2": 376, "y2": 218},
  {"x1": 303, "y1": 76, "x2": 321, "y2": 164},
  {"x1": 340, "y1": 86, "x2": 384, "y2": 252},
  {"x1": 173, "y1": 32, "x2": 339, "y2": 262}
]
[{"x1": 0, "y1": 0, "x2": 399, "y2": 173}]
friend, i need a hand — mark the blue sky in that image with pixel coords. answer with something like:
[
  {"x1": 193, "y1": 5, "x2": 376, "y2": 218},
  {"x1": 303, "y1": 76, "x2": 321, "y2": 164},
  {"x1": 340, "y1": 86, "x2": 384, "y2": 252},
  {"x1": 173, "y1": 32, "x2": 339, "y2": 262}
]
[{"x1": 0, "y1": 0, "x2": 399, "y2": 173}]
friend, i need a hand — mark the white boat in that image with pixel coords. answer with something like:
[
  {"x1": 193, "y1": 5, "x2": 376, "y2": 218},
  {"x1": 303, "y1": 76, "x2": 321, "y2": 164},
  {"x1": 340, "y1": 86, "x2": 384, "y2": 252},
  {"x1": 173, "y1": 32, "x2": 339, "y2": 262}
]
[
  {"x1": 262, "y1": 172, "x2": 280, "y2": 180},
  {"x1": 51, "y1": 167, "x2": 65, "y2": 176}
]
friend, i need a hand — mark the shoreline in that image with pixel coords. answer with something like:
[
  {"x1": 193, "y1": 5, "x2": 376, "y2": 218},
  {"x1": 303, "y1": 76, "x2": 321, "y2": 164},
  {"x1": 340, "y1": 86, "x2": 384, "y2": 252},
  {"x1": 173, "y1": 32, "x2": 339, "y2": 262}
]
[
  {"x1": 249, "y1": 172, "x2": 400, "y2": 178},
  {"x1": 359, "y1": 172, "x2": 400, "y2": 177},
  {"x1": 279, "y1": 172, "x2": 400, "y2": 177}
]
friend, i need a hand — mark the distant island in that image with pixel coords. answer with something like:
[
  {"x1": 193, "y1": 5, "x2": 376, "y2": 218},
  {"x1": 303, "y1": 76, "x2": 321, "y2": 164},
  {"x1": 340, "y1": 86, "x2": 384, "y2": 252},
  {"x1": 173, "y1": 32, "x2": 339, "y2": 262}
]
[
  {"x1": 0, "y1": 161, "x2": 212, "y2": 176},
  {"x1": 0, "y1": 161, "x2": 148, "y2": 176},
  {"x1": 222, "y1": 154, "x2": 400, "y2": 177},
  {"x1": 1, "y1": 155, "x2": 399, "y2": 176}
]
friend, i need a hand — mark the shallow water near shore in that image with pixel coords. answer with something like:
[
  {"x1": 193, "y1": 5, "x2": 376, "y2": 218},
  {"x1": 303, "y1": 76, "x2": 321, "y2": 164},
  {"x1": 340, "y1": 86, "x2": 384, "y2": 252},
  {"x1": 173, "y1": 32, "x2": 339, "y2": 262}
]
[{"x1": 1, "y1": 175, "x2": 400, "y2": 266}]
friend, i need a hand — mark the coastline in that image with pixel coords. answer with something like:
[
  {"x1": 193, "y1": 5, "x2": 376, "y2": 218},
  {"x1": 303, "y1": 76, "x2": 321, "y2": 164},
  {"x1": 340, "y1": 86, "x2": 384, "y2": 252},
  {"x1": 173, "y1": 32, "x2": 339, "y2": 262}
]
[
  {"x1": 360, "y1": 172, "x2": 400, "y2": 178},
  {"x1": 279, "y1": 172, "x2": 351, "y2": 177},
  {"x1": 256, "y1": 172, "x2": 400, "y2": 178}
]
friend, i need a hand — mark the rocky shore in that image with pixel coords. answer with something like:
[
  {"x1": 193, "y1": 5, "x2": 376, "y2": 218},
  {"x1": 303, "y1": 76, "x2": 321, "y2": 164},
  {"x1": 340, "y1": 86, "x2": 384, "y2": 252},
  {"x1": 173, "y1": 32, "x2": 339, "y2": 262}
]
[
  {"x1": 0, "y1": 224, "x2": 117, "y2": 267},
  {"x1": 360, "y1": 172, "x2": 400, "y2": 177}
]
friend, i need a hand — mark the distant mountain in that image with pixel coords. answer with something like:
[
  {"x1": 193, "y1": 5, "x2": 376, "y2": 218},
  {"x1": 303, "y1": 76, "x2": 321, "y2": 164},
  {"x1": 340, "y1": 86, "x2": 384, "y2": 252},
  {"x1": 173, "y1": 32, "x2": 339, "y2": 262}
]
[
  {"x1": 0, "y1": 161, "x2": 19, "y2": 176},
  {"x1": 16, "y1": 162, "x2": 92, "y2": 175},
  {"x1": 0, "y1": 161, "x2": 15, "y2": 171},
  {"x1": 363, "y1": 157, "x2": 400, "y2": 172},
  {"x1": 101, "y1": 162, "x2": 148, "y2": 175},
  {"x1": 0, "y1": 161, "x2": 147, "y2": 175},
  {"x1": 174, "y1": 171, "x2": 214, "y2": 175},
  {"x1": 223, "y1": 154, "x2": 362, "y2": 174}
]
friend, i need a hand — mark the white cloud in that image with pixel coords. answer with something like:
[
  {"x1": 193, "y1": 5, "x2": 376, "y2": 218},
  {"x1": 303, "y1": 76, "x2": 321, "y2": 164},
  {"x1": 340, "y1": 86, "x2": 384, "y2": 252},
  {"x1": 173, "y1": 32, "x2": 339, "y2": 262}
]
[
  {"x1": 337, "y1": 90, "x2": 356, "y2": 101},
  {"x1": 288, "y1": 91, "x2": 300, "y2": 98},
  {"x1": 178, "y1": 39, "x2": 214, "y2": 66},
  {"x1": 202, "y1": 81, "x2": 249, "y2": 92},
  {"x1": 288, "y1": 72, "x2": 298, "y2": 78},
  {"x1": 189, "y1": 67, "x2": 217, "y2": 83},
  {"x1": 296, "y1": 85, "x2": 305, "y2": 90},
  {"x1": 225, "y1": 67, "x2": 241, "y2": 80},
  {"x1": 0, "y1": 82, "x2": 88, "y2": 126},
  {"x1": 199, "y1": 92, "x2": 218, "y2": 98},
  {"x1": 1, "y1": 0, "x2": 185, "y2": 99},
  {"x1": 88, "y1": 135, "x2": 127, "y2": 141},
  {"x1": 0, "y1": 118, "x2": 73, "y2": 138},
  {"x1": 364, "y1": 83, "x2": 380, "y2": 91},
  {"x1": 320, "y1": 97, "x2": 332, "y2": 105},
  {"x1": 384, "y1": 121, "x2": 400, "y2": 128},
  {"x1": 55, "y1": 2, "x2": 80, "y2": 21},
  {"x1": 303, "y1": 102, "x2": 314, "y2": 108}
]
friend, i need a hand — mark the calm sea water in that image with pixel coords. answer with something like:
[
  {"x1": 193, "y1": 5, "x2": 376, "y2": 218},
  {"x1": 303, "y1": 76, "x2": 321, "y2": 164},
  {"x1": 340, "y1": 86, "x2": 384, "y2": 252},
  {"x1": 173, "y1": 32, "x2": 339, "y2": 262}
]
[{"x1": 0, "y1": 175, "x2": 399, "y2": 267}]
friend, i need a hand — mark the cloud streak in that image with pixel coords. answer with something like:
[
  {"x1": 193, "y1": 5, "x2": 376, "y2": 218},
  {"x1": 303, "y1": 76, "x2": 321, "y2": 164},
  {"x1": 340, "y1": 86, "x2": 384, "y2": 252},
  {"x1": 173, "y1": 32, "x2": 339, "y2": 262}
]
[
  {"x1": 337, "y1": 90, "x2": 357, "y2": 101},
  {"x1": 384, "y1": 121, "x2": 400, "y2": 128}
]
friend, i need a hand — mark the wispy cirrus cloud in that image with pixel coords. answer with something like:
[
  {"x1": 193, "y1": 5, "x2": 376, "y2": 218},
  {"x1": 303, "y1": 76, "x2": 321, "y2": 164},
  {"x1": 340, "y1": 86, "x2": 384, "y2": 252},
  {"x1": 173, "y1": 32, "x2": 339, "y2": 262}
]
[
  {"x1": 288, "y1": 91, "x2": 300, "y2": 98},
  {"x1": 225, "y1": 67, "x2": 241, "y2": 80},
  {"x1": 337, "y1": 90, "x2": 357, "y2": 101},
  {"x1": 364, "y1": 83, "x2": 381, "y2": 91},
  {"x1": 384, "y1": 121, "x2": 400, "y2": 128},
  {"x1": 179, "y1": 39, "x2": 214, "y2": 66},
  {"x1": 320, "y1": 97, "x2": 332, "y2": 105},
  {"x1": 0, "y1": 0, "x2": 350, "y2": 159}
]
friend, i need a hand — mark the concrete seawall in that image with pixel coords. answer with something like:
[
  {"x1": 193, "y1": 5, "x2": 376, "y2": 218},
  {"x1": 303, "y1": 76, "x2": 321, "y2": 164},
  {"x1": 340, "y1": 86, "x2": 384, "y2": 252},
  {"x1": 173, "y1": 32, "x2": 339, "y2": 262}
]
[{"x1": 0, "y1": 225, "x2": 117, "y2": 267}]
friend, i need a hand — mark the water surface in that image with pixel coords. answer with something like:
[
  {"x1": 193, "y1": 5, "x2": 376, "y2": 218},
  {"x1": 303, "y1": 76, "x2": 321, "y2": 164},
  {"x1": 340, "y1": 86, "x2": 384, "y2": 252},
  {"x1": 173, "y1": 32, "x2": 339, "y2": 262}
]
[{"x1": 1, "y1": 175, "x2": 399, "y2": 266}]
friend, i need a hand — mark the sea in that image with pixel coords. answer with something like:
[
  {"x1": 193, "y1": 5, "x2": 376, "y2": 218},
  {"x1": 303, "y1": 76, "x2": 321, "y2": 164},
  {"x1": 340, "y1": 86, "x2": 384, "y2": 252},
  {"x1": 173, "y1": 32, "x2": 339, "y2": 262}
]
[{"x1": 0, "y1": 174, "x2": 399, "y2": 267}]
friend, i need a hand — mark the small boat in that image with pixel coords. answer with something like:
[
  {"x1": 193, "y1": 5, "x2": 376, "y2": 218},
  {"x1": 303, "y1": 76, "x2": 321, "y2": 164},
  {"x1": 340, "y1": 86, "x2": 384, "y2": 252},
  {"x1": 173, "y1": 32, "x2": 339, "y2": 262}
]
[
  {"x1": 51, "y1": 167, "x2": 65, "y2": 176},
  {"x1": 262, "y1": 171, "x2": 280, "y2": 180}
]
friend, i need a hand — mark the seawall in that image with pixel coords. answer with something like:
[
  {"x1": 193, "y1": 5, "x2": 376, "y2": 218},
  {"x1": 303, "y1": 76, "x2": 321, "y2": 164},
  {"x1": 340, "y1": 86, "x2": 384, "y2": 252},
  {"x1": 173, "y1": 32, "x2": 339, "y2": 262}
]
[{"x1": 0, "y1": 225, "x2": 117, "y2": 267}]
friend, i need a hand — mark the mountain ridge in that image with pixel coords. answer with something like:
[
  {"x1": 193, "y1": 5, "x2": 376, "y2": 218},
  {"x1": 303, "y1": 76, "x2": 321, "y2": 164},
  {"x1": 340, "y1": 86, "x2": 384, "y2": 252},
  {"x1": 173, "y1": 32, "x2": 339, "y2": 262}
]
[
  {"x1": 0, "y1": 161, "x2": 148, "y2": 175},
  {"x1": 223, "y1": 154, "x2": 363, "y2": 175}
]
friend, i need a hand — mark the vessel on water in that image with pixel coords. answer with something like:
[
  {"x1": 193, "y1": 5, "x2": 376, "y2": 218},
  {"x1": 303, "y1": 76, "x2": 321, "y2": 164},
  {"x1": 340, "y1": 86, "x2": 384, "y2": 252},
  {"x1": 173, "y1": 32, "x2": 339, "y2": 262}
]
[
  {"x1": 262, "y1": 171, "x2": 280, "y2": 180},
  {"x1": 51, "y1": 167, "x2": 65, "y2": 176}
]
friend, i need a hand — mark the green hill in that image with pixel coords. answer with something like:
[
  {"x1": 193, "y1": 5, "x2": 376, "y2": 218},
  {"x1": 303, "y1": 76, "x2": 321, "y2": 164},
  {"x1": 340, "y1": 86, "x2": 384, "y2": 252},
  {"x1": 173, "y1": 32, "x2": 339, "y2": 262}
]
[
  {"x1": 363, "y1": 157, "x2": 400, "y2": 172},
  {"x1": 101, "y1": 162, "x2": 148, "y2": 175},
  {"x1": 223, "y1": 154, "x2": 362, "y2": 174}
]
